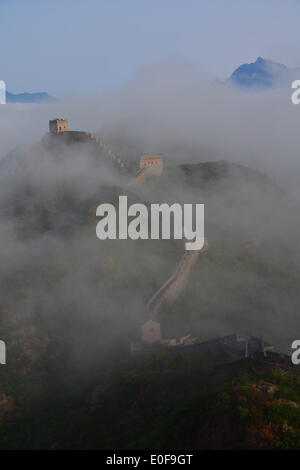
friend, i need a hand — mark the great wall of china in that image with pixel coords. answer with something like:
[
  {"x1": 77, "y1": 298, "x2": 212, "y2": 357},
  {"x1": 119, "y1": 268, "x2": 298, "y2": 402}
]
[
  {"x1": 147, "y1": 240, "x2": 208, "y2": 320},
  {"x1": 47, "y1": 119, "x2": 272, "y2": 359},
  {"x1": 48, "y1": 118, "x2": 129, "y2": 172},
  {"x1": 48, "y1": 118, "x2": 207, "y2": 348}
]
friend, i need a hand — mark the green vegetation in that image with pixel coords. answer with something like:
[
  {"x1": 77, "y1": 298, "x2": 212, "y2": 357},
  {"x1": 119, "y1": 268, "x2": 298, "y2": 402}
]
[{"x1": 1, "y1": 344, "x2": 300, "y2": 450}]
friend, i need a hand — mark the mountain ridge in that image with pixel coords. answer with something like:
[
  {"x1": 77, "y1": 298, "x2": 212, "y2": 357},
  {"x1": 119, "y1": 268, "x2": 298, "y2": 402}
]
[
  {"x1": 229, "y1": 56, "x2": 292, "y2": 90},
  {"x1": 6, "y1": 91, "x2": 57, "y2": 104}
]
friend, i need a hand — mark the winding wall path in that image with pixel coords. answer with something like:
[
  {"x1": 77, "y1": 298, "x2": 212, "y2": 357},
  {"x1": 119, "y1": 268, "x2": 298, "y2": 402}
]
[{"x1": 147, "y1": 240, "x2": 208, "y2": 319}]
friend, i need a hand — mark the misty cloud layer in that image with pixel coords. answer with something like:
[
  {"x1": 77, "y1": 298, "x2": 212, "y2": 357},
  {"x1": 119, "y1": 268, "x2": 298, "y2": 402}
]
[
  {"x1": 0, "y1": 60, "x2": 299, "y2": 375},
  {"x1": 1, "y1": 60, "x2": 299, "y2": 197}
]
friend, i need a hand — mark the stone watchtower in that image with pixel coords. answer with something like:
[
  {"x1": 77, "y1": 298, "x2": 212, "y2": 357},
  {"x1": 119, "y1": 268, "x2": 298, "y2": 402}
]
[
  {"x1": 141, "y1": 320, "x2": 161, "y2": 343},
  {"x1": 49, "y1": 118, "x2": 69, "y2": 134},
  {"x1": 138, "y1": 154, "x2": 164, "y2": 177},
  {"x1": 139, "y1": 154, "x2": 164, "y2": 170}
]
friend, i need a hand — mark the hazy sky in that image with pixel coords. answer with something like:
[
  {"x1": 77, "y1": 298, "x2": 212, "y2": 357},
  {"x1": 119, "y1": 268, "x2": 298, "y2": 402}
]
[{"x1": 1, "y1": 0, "x2": 300, "y2": 95}]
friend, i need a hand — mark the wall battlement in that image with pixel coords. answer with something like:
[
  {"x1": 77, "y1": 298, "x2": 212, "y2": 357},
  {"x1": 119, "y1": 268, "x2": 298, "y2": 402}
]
[{"x1": 47, "y1": 119, "x2": 129, "y2": 172}]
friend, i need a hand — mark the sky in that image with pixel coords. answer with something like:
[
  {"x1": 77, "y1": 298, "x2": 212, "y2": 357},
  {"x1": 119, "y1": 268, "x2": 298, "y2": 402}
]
[{"x1": 1, "y1": 0, "x2": 300, "y2": 95}]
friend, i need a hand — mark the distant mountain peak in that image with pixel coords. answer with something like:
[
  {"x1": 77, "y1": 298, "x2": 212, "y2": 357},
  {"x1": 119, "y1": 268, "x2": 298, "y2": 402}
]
[
  {"x1": 6, "y1": 91, "x2": 57, "y2": 104},
  {"x1": 229, "y1": 57, "x2": 289, "y2": 90}
]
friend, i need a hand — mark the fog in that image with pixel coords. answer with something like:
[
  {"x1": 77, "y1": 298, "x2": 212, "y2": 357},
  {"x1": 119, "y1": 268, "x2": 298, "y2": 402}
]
[
  {"x1": 0, "y1": 60, "x2": 299, "y2": 376},
  {"x1": 1, "y1": 60, "x2": 299, "y2": 195}
]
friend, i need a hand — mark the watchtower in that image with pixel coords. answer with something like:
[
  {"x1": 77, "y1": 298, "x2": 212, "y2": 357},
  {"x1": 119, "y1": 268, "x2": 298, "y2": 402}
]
[
  {"x1": 139, "y1": 154, "x2": 164, "y2": 170},
  {"x1": 49, "y1": 118, "x2": 69, "y2": 134},
  {"x1": 141, "y1": 320, "x2": 161, "y2": 343}
]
